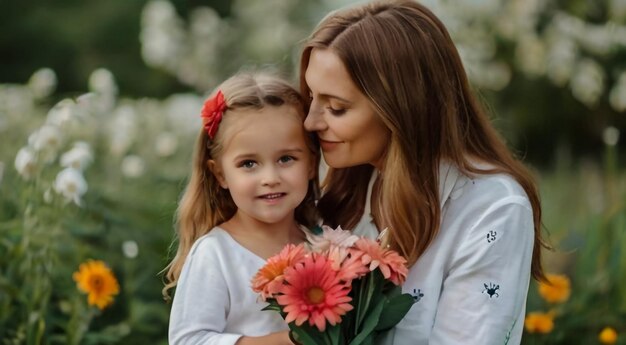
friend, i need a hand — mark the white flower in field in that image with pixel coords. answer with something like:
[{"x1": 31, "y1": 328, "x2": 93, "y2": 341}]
[
  {"x1": 109, "y1": 105, "x2": 137, "y2": 156},
  {"x1": 545, "y1": 35, "x2": 577, "y2": 86},
  {"x1": 75, "y1": 93, "x2": 99, "y2": 117},
  {"x1": 60, "y1": 142, "x2": 93, "y2": 171},
  {"x1": 28, "y1": 124, "x2": 63, "y2": 159},
  {"x1": 54, "y1": 168, "x2": 88, "y2": 206},
  {"x1": 602, "y1": 126, "x2": 620, "y2": 147},
  {"x1": 89, "y1": 68, "x2": 118, "y2": 96},
  {"x1": 14, "y1": 147, "x2": 37, "y2": 180},
  {"x1": 570, "y1": 59, "x2": 605, "y2": 107},
  {"x1": 46, "y1": 98, "x2": 77, "y2": 127},
  {"x1": 28, "y1": 68, "x2": 57, "y2": 99},
  {"x1": 140, "y1": 0, "x2": 185, "y2": 69},
  {"x1": 579, "y1": 24, "x2": 613, "y2": 56},
  {"x1": 121, "y1": 155, "x2": 145, "y2": 178},
  {"x1": 155, "y1": 132, "x2": 178, "y2": 157},
  {"x1": 144, "y1": 0, "x2": 177, "y2": 23},
  {"x1": 28, "y1": 124, "x2": 62, "y2": 151},
  {"x1": 122, "y1": 240, "x2": 139, "y2": 259}
]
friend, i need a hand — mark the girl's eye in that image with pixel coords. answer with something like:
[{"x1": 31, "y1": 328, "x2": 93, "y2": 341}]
[
  {"x1": 239, "y1": 160, "x2": 256, "y2": 169},
  {"x1": 278, "y1": 155, "x2": 295, "y2": 164},
  {"x1": 328, "y1": 106, "x2": 346, "y2": 116}
]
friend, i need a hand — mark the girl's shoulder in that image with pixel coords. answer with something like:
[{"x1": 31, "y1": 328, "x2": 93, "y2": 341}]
[{"x1": 187, "y1": 226, "x2": 230, "y2": 258}]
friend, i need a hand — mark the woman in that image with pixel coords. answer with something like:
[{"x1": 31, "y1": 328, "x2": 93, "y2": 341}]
[{"x1": 300, "y1": 0, "x2": 546, "y2": 344}]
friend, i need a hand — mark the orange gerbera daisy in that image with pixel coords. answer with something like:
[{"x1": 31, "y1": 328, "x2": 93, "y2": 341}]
[
  {"x1": 73, "y1": 260, "x2": 120, "y2": 310},
  {"x1": 538, "y1": 274, "x2": 571, "y2": 303},
  {"x1": 276, "y1": 253, "x2": 353, "y2": 332},
  {"x1": 353, "y1": 238, "x2": 409, "y2": 285},
  {"x1": 251, "y1": 243, "x2": 306, "y2": 301}
]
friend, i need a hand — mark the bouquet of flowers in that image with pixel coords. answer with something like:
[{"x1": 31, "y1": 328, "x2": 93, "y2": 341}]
[{"x1": 251, "y1": 226, "x2": 416, "y2": 345}]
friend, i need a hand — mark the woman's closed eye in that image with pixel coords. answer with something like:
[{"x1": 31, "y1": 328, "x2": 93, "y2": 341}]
[{"x1": 327, "y1": 106, "x2": 346, "y2": 116}]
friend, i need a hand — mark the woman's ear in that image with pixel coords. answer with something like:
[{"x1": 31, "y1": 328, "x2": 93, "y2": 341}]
[{"x1": 207, "y1": 160, "x2": 228, "y2": 189}]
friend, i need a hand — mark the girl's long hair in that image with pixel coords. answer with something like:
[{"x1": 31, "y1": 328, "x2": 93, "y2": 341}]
[
  {"x1": 300, "y1": 0, "x2": 546, "y2": 280},
  {"x1": 163, "y1": 73, "x2": 319, "y2": 298}
]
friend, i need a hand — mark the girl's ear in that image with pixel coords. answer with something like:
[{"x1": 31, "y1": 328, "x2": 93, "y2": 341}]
[{"x1": 207, "y1": 160, "x2": 228, "y2": 189}]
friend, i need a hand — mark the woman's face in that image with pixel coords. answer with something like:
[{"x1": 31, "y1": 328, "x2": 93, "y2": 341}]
[{"x1": 304, "y1": 48, "x2": 390, "y2": 170}]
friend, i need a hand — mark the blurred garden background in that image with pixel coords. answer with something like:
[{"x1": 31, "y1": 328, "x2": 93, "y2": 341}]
[{"x1": 0, "y1": 0, "x2": 625, "y2": 343}]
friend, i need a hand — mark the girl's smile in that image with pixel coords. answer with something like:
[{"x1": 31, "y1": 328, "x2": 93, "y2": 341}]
[{"x1": 257, "y1": 192, "x2": 287, "y2": 204}]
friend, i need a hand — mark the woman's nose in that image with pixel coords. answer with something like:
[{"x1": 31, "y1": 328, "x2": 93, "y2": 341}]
[{"x1": 304, "y1": 104, "x2": 326, "y2": 132}]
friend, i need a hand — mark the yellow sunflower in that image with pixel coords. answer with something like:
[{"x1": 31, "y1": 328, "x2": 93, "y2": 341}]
[{"x1": 73, "y1": 260, "x2": 120, "y2": 310}]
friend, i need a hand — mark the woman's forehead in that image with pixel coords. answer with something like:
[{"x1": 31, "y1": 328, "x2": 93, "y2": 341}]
[{"x1": 305, "y1": 48, "x2": 357, "y2": 100}]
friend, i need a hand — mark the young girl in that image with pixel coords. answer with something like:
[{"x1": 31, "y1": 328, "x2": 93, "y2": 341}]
[{"x1": 165, "y1": 72, "x2": 318, "y2": 345}]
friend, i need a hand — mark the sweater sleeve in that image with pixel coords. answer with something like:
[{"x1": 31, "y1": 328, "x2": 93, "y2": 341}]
[
  {"x1": 429, "y1": 197, "x2": 534, "y2": 345},
  {"x1": 169, "y1": 238, "x2": 243, "y2": 345}
]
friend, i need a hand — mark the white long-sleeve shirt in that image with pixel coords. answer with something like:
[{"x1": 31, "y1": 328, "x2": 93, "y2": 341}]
[
  {"x1": 354, "y1": 163, "x2": 534, "y2": 345},
  {"x1": 168, "y1": 227, "x2": 288, "y2": 345}
]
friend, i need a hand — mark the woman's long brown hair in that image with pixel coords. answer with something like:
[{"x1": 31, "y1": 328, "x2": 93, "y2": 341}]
[{"x1": 300, "y1": 0, "x2": 546, "y2": 280}]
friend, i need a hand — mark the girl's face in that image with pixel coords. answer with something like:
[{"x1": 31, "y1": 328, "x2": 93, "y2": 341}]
[
  {"x1": 304, "y1": 48, "x2": 390, "y2": 170},
  {"x1": 210, "y1": 105, "x2": 315, "y2": 226}
]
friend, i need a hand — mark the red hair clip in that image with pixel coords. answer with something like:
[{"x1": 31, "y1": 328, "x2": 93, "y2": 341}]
[{"x1": 200, "y1": 90, "x2": 227, "y2": 139}]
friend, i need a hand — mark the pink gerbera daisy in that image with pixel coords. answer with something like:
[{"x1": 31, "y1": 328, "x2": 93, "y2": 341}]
[
  {"x1": 336, "y1": 249, "x2": 370, "y2": 282},
  {"x1": 251, "y1": 243, "x2": 306, "y2": 301},
  {"x1": 276, "y1": 253, "x2": 353, "y2": 332},
  {"x1": 353, "y1": 238, "x2": 409, "y2": 285}
]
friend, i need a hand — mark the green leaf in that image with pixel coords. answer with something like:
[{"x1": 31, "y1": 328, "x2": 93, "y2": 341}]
[
  {"x1": 356, "y1": 270, "x2": 384, "y2": 330},
  {"x1": 326, "y1": 323, "x2": 343, "y2": 345},
  {"x1": 348, "y1": 297, "x2": 386, "y2": 345},
  {"x1": 289, "y1": 322, "x2": 330, "y2": 345},
  {"x1": 261, "y1": 304, "x2": 281, "y2": 312},
  {"x1": 375, "y1": 292, "x2": 416, "y2": 331},
  {"x1": 348, "y1": 334, "x2": 373, "y2": 345}
]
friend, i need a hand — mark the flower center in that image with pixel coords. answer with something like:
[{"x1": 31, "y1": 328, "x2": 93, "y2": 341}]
[
  {"x1": 306, "y1": 286, "x2": 325, "y2": 304},
  {"x1": 66, "y1": 182, "x2": 77, "y2": 194},
  {"x1": 89, "y1": 275, "x2": 104, "y2": 292}
]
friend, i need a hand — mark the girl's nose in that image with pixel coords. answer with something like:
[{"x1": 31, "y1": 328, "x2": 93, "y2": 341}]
[{"x1": 261, "y1": 166, "x2": 280, "y2": 187}]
